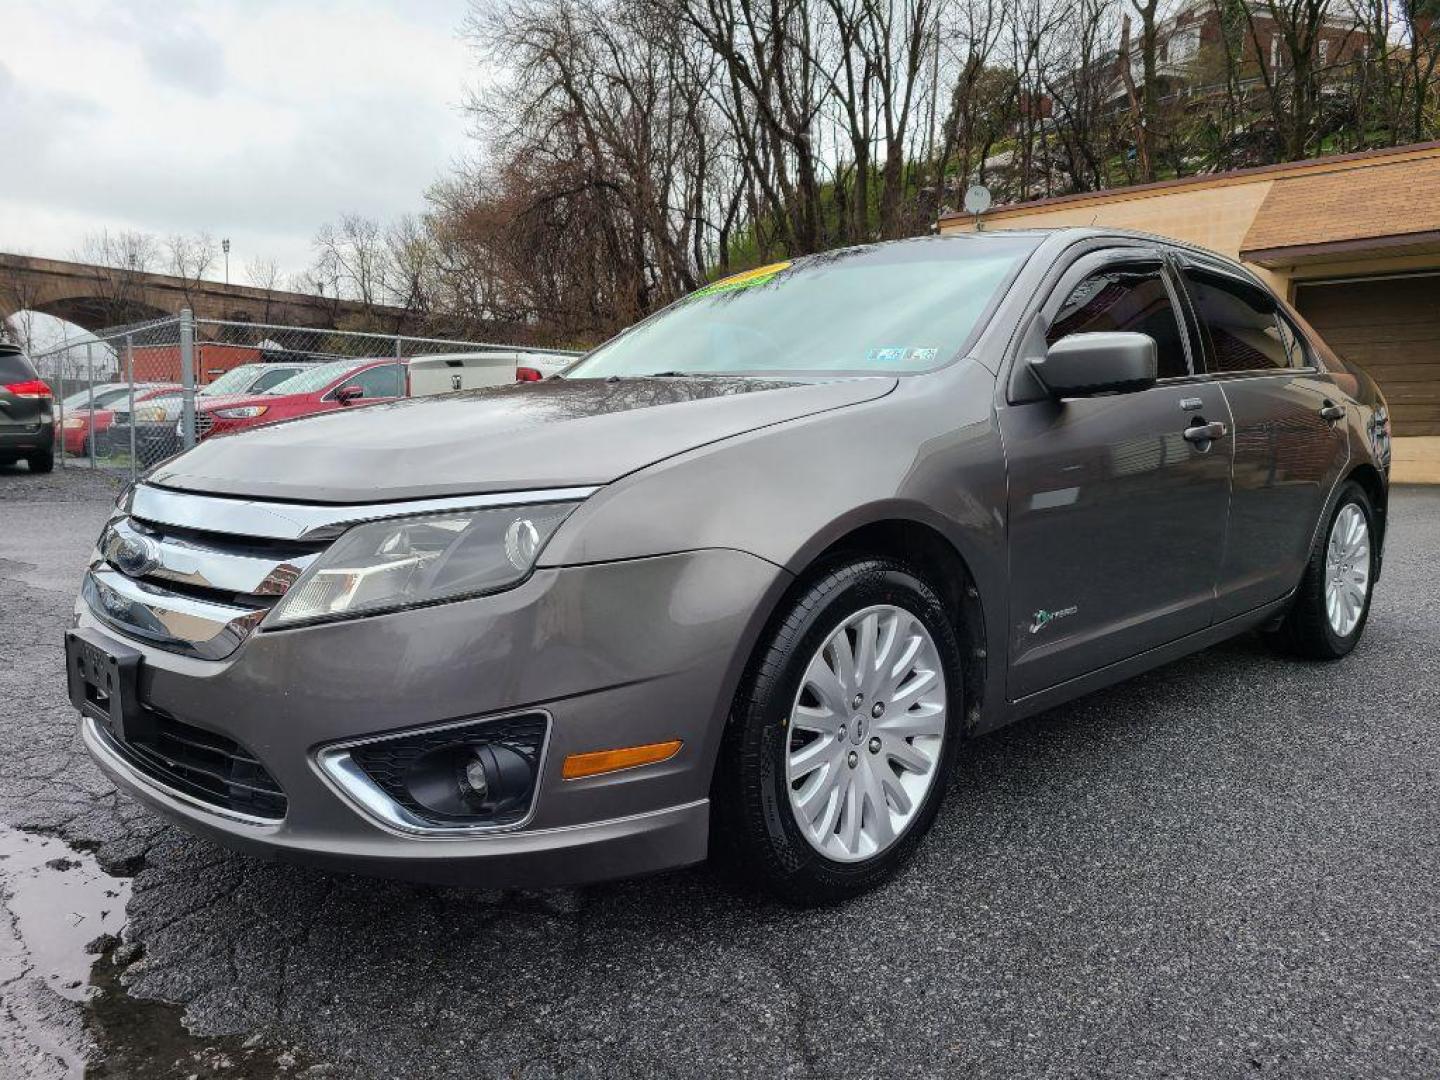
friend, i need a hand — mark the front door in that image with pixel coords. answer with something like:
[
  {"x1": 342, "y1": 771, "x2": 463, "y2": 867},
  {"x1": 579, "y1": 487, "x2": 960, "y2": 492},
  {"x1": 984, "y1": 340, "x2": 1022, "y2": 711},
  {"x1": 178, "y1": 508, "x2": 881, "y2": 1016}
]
[
  {"x1": 1176, "y1": 263, "x2": 1350, "y2": 618},
  {"x1": 999, "y1": 252, "x2": 1232, "y2": 699}
]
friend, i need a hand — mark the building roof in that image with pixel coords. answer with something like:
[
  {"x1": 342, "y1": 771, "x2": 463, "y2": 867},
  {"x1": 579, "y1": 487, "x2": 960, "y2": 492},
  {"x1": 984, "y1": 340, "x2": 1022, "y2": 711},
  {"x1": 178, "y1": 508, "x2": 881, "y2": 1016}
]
[
  {"x1": 937, "y1": 140, "x2": 1440, "y2": 229},
  {"x1": 1239, "y1": 154, "x2": 1440, "y2": 265}
]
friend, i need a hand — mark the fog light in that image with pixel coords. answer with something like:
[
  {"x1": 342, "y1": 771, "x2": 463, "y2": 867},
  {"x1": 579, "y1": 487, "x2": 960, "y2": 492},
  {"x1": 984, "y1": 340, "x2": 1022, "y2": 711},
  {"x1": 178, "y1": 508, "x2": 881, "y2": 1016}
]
[
  {"x1": 340, "y1": 713, "x2": 548, "y2": 829},
  {"x1": 461, "y1": 752, "x2": 490, "y2": 802},
  {"x1": 403, "y1": 742, "x2": 534, "y2": 821}
]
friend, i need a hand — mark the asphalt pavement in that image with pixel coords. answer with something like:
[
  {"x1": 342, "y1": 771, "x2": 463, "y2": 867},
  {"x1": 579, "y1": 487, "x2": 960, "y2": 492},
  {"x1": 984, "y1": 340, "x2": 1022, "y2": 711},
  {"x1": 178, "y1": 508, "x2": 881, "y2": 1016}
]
[{"x1": 1, "y1": 463, "x2": 1437, "y2": 1079}]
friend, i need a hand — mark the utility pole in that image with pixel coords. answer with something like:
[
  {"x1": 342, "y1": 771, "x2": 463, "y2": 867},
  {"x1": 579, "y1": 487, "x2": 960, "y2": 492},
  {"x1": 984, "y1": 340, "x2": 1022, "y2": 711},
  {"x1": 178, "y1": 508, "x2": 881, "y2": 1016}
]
[{"x1": 222, "y1": 238, "x2": 230, "y2": 284}]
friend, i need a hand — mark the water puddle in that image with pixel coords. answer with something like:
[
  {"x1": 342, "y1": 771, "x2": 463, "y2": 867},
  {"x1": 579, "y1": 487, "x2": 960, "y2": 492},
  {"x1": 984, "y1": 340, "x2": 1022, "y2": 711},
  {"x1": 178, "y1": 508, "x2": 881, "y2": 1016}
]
[
  {"x1": 1, "y1": 824, "x2": 323, "y2": 1078},
  {"x1": 1, "y1": 824, "x2": 128, "y2": 1077}
]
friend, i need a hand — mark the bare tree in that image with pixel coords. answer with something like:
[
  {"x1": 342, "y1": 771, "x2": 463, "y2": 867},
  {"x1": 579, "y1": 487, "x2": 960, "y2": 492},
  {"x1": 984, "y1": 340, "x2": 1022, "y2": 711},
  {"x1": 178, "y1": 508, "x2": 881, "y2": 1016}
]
[
  {"x1": 165, "y1": 231, "x2": 218, "y2": 309},
  {"x1": 312, "y1": 213, "x2": 389, "y2": 317},
  {"x1": 73, "y1": 230, "x2": 161, "y2": 326},
  {"x1": 243, "y1": 255, "x2": 284, "y2": 323},
  {"x1": 1242, "y1": 0, "x2": 1350, "y2": 159}
]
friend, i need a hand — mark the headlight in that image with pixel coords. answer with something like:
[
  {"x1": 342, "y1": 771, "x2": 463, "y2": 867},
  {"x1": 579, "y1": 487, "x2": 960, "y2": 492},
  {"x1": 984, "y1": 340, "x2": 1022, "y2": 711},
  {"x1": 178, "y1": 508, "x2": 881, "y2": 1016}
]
[
  {"x1": 269, "y1": 501, "x2": 580, "y2": 627},
  {"x1": 134, "y1": 405, "x2": 168, "y2": 422},
  {"x1": 213, "y1": 405, "x2": 267, "y2": 419},
  {"x1": 64, "y1": 417, "x2": 86, "y2": 429}
]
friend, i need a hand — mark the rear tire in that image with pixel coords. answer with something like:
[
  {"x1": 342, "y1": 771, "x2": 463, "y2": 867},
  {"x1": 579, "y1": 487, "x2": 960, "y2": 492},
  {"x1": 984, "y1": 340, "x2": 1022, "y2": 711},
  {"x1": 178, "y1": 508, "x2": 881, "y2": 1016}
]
[
  {"x1": 713, "y1": 557, "x2": 963, "y2": 905},
  {"x1": 1268, "y1": 481, "x2": 1375, "y2": 660},
  {"x1": 26, "y1": 449, "x2": 54, "y2": 474}
]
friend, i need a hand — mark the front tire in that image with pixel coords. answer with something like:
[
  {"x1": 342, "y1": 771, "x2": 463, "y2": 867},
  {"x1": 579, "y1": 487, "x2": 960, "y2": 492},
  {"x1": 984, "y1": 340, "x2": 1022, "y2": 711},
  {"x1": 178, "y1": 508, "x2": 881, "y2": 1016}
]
[
  {"x1": 1269, "y1": 480, "x2": 1376, "y2": 659},
  {"x1": 714, "y1": 558, "x2": 963, "y2": 905},
  {"x1": 26, "y1": 449, "x2": 54, "y2": 474}
]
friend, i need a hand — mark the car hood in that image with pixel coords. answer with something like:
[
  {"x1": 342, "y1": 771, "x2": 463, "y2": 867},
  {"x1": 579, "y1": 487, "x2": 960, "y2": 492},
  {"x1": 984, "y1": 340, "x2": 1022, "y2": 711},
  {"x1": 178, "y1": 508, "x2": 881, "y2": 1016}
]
[
  {"x1": 141, "y1": 391, "x2": 274, "y2": 418},
  {"x1": 148, "y1": 376, "x2": 897, "y2": 503}
]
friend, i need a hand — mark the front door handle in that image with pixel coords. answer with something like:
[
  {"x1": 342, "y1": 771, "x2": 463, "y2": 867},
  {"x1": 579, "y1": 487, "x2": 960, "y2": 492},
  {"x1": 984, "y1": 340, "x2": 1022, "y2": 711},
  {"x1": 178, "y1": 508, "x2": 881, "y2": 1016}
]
[
  {"x1": 1319, "y1": 400, "x2": 1346, "y2": 422},
  {"x1": 1183, "y1": 420, "x2": 1227, "y2": 444}
]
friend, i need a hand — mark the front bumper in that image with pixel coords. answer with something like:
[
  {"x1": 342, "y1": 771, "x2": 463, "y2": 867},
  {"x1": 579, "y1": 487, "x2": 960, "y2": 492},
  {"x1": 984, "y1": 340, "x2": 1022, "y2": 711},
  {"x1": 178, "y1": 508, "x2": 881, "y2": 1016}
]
[{"x1": 75, "y1": 548, "x2": 787, "y2": 886}]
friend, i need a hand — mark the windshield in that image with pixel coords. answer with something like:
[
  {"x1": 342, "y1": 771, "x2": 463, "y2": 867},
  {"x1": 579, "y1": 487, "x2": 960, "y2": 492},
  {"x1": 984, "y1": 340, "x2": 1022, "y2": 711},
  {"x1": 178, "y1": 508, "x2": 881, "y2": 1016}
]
[
  {"x1": 264, "y1": 359, "x2": 366, "y2": 396},
  {"x1": 201, "y1": 365, "x2": 265, "y2": 396},
  {"x1": 204, "y1": 363, "x2": 306, "y2": 396},
  {"x1": 567, "y1": 236, "x2": 1036, "y2": 379}
]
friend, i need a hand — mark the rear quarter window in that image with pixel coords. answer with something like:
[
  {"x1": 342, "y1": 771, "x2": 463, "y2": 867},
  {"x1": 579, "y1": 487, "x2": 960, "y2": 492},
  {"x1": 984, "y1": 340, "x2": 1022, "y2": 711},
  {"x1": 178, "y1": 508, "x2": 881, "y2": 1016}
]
[{"x1": 0, "y1": 349, "x2": 39, "y2": 383}]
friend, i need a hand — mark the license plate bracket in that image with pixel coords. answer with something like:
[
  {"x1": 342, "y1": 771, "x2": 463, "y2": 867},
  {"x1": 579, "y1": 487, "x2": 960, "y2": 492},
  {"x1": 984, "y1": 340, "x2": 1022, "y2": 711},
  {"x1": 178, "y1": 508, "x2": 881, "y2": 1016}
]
[{"x1": 65, "y1": 627, "x2": 144, "y2": 743}]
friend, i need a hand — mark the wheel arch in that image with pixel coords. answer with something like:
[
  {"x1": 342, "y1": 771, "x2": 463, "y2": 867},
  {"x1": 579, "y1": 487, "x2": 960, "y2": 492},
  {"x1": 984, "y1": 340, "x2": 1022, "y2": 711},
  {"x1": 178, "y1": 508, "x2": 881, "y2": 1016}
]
[
  {"x1": 802, "y1": 518, "x2": 988, "y2": 735},
  {"x1": 721, "y1": 511, "x2": 993, "y2": 754},
  {"x1": 1346, "y1": 462, "x2": 1387, "y2": 563}
]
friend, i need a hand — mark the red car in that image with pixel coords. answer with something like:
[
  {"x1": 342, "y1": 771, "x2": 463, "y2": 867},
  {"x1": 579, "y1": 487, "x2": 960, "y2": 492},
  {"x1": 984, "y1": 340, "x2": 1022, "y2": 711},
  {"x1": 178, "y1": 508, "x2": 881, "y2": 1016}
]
[
  {"x1": 192, "y1": 358, "x2": 406, "y2": 440},
  {"x1": 58, "y1": 383, "x2": 180, "y2": 456}
]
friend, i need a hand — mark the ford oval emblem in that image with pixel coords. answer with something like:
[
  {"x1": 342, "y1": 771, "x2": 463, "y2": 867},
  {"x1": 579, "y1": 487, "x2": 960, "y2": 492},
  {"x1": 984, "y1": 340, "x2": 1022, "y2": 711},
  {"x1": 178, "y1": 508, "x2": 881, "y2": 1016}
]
[{"x1": 112, "y1": 533, "x2": 161, "y2": 578}]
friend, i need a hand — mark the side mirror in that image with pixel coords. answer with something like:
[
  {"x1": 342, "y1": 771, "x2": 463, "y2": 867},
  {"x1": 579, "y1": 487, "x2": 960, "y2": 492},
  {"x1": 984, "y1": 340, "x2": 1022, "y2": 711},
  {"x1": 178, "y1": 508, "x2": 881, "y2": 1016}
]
[
  {"x1": 335, "y1": 384, "x2": 364, "y2": 404},
  {"x1": 1029, "y1": 332, "x2": 1157, "y2": 399}
]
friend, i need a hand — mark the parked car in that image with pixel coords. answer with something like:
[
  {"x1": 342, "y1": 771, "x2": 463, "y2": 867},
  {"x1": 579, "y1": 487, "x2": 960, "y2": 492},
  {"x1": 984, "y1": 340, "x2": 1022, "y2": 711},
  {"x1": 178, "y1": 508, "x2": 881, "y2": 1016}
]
[
  {"x1": 67, "y1": 229, "x2": 1390, "y2": 904},
  {"x1": 59, "y1": 384, "x2": 132, "y2": 414},
  {"x1": 59, "y1": 384, "x2": 181, "y2": 458},
  {"x1": 411, "y1": 349, "x2": 580, "y2": 395},
  {"x1": 187, "y1": 357, "x2": 405, "y2": 441},
  {"x1": 131, "y1": 363, "x2": 314, "y2": 465},
  {"x1": 514, "y1": 349, "x2": 582, "y2": 383},
  {"x1": 0, "y1": 344, "x2": 54, "y2": 472}
]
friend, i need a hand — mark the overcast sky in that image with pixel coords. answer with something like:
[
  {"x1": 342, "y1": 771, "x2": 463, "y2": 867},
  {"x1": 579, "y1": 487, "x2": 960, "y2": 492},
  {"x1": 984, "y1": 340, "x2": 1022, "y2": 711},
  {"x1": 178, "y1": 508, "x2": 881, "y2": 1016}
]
[{"x1": 0, "y1": 0, "x2": 480, "y2": 284}]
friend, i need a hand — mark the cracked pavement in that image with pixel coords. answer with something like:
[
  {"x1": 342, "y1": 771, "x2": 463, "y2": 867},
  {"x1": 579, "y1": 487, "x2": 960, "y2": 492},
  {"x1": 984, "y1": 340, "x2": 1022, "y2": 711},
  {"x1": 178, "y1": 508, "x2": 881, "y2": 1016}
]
[{"x1": 1, "y1": 464, "x2": 1438, "y2": 1078}]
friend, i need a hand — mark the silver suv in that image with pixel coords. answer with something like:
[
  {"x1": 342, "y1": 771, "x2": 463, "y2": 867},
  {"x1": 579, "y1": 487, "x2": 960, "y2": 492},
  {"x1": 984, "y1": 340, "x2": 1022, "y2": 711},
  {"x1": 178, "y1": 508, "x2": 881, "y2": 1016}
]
[{"x1": 67, "y1": 230, "x2": 1390, "y2": 903}]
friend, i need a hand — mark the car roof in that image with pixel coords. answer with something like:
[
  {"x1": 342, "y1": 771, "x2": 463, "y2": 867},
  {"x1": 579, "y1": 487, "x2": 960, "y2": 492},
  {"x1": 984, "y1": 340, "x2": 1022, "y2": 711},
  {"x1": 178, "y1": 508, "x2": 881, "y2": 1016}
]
[{"x1": 417, "y1": 349, "x2": 580, "y2": 359}]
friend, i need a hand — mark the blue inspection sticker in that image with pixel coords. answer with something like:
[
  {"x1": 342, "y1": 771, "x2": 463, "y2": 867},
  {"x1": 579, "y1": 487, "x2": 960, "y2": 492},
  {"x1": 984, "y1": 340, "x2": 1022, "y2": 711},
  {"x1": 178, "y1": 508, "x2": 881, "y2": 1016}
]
[{"x1": 866, "y1": 346, "x2": 939, "y2": 364}]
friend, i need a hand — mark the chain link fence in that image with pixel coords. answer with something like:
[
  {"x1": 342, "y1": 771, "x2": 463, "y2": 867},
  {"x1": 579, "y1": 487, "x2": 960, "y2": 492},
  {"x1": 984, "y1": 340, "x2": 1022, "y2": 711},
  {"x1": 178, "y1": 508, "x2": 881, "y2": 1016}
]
[{"x1": 28, "y1": 311, "x2": 580, "y2": 481}]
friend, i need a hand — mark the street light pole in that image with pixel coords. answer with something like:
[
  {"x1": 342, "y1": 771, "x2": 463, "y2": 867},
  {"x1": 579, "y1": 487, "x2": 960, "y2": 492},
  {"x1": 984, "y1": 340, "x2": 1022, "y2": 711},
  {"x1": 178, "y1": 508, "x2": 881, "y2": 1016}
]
[{"x1": 222, "y1": 238, "x2": 230, "y2": 284}]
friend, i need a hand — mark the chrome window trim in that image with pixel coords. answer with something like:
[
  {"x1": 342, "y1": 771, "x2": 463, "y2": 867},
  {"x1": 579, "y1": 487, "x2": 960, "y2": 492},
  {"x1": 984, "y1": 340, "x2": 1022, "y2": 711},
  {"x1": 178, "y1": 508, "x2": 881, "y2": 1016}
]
[
  {"x1": 311, "y1": 710, "x2": 553, "y2": 839},
  {"x1": 131, "y1": 483, "x2": 600, "y2": 541},
  {"x1": 81, "y1": 716, "x2": 283, "y2": 828}
]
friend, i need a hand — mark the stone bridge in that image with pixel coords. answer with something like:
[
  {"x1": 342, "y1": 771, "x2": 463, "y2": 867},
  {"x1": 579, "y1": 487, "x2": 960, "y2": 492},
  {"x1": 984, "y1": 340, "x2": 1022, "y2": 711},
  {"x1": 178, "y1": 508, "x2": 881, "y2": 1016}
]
[{"x1": 0, "y1": 252, "x2": 408, "y2": 334}]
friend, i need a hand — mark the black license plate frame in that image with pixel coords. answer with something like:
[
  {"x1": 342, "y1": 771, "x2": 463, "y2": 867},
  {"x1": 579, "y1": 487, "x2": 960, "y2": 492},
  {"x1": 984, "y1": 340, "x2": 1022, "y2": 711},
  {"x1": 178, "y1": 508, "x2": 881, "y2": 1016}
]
[{"x1": 65, "y1": 627, "x2": 144, "y2": 742}]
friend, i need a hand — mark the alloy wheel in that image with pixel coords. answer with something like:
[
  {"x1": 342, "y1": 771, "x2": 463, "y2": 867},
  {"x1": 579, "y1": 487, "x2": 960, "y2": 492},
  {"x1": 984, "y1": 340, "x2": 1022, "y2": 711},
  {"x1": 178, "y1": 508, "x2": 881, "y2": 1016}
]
[
  {"x1": 786, "y1": 604, "x2": 947, "y2": 863},
  {"x1": 1325, "y1": 503, "x2": 1370, "y2": 638}
]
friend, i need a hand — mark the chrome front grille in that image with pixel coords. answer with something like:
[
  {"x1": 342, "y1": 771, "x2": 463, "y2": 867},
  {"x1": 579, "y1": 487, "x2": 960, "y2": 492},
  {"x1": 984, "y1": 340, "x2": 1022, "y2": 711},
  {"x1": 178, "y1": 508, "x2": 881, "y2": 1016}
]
[
  {"x1": 84, "y1": 482, "x2": 600, "y2": 659},
  {"x1": 85, "y1": 490, "x2": 326, "y2": 659}
]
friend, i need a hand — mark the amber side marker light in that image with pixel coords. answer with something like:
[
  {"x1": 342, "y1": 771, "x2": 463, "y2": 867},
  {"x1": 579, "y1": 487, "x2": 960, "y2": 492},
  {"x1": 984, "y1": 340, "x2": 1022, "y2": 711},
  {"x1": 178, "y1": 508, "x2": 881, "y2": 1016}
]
[{"x1": 562, "y1": 740, "x2": 682, "y2": 780}]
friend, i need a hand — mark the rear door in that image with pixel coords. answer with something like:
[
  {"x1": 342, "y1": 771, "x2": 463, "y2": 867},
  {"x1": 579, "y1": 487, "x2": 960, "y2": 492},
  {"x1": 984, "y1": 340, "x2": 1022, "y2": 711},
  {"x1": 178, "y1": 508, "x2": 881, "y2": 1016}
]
[
  {"x1": 999, "y1": 249, "x2": 1233, "y2": 698},
  {"x1": 1176, "y1": 262, "x2": 1349, "y2": 618}
]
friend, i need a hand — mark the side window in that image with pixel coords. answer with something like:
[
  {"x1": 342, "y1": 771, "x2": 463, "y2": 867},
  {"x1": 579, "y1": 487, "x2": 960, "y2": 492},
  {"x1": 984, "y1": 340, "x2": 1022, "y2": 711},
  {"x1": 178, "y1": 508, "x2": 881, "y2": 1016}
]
[
  {"x1": 253, "y1": 368, "x2": 298, "y2": 392},
  {"x1": 1183, "y1": 270, "x2": 1295, "y2": 373},
  {"x1": 343, "y1": 364, "x2": 404, "y2": 399},
  {"x1": 1046, "y1": 266, "x2": 1190, "y2": 379}
]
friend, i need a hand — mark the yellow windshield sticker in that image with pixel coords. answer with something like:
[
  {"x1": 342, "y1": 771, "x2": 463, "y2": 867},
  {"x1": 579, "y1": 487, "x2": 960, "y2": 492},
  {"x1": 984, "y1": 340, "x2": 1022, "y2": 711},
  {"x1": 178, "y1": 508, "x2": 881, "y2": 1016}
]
[{"x1": 692, "y1": 261, "x2": 792, "y2": 298}]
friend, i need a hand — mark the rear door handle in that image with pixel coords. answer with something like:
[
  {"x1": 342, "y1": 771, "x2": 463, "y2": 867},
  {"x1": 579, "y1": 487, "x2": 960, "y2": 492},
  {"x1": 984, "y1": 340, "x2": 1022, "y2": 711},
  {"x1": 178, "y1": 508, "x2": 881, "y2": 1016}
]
[
  {"x1": 1319, "y1": 401, "x2": 1346, "y2": 422},
  {"x1": 1183, "y1": 420, "x2": 1227, "y2": 444}
]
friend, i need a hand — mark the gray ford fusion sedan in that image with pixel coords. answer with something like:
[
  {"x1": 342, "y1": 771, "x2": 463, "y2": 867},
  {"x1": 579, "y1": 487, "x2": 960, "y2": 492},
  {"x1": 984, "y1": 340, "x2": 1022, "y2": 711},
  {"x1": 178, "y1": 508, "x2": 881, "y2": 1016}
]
[{"x1": 67, "y1": 228, "x2": 1391, "y2": 903}]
